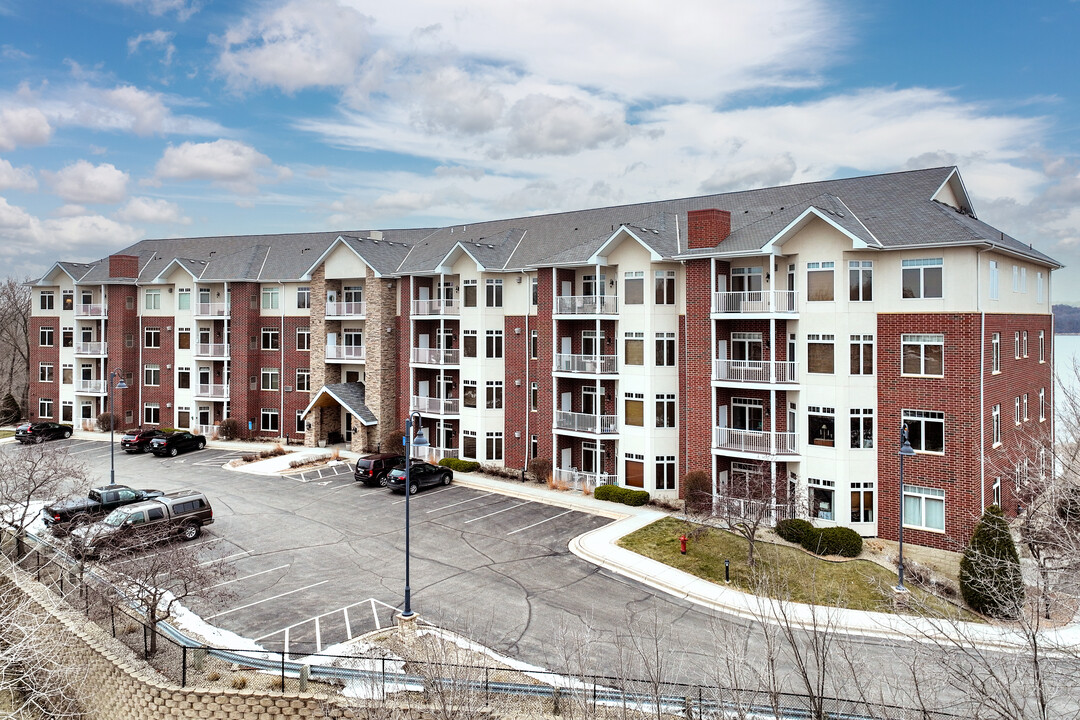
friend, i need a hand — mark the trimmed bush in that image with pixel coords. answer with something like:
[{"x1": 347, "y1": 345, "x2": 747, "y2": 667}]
[
  {"x1": 622, "y1": 489, "x2": 651, "y2": 506},
  {"x1": 682, "y1": 470, "x2": 712, "y2": 514},
  {"x1": 775, "y1": 518, "x2": 814, "y2": 544},
  {"x1": 438, "y1": 457, "x2": 481, "y2": 473},
  {"x1": 218, "y1": 418, "x2": 240, "y2": 440},
  {"x1": 594, "y1": 484, "x2": 618, "y2": 502},
  {"x1": 798, "y1": 526, "x2": 863, "y2": 558},
  {"x1": 528, "y1": 457, "x2": 553, "y2": 484},
  {"x1": 960, "y1": 505, "x2": 1024, "y2": 619},
  {"x1": 96, "y1": 412, "x2": 115, "y2": 433},
  {"x1": 593, "y1": 484, "x2": 650, "y2": 507}
]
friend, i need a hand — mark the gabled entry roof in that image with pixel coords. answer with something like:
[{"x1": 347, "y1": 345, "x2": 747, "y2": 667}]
[{"x1": 301, "y1": 383, "x2": 378, "y2": 426}]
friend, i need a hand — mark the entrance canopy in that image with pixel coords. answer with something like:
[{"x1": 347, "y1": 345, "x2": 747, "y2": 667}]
[{"x1": 301, "y1": 383, "x2": 378, "y2": 426}]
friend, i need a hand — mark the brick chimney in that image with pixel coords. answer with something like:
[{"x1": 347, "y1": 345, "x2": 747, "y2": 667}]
[
  {"x1": 687, "y1": 209, "x2": 731, "y2": 249},
  {"x1": 109, "y1": 254, "x2": 139, "y2": 278}
]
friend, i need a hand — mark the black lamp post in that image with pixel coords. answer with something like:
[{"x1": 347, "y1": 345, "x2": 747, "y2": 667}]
[
  {"x1": 402, "y1": 411, "x2": 428, "y2": 618},
  {"x1": 897, "y1": 425, "x2": 916, "y2": 591},
  {"x1": 109, "y1": 370, "x2": 128, "y2": 486}
]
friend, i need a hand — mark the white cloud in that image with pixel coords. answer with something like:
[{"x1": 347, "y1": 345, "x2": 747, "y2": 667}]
[
  {"x1": 43, "y1": 214, "x2": 141, "y2": 248},
  {"x1": 504, "y1": 94, "x2": 629, "y2": 157},
  {"x1": 45, "y1": 160, "x2": 129, "y2": 204},
  {"x1": 115, "y1": 196, "x2": 191, "y2": 224},
  {"x1": 0, "y1": 158, "x2": 36, "y2": 191},
  {"x1": 109, "y1": 0, "x2": 201, "y2": 21},
  {"x1": 154, "y1": 139, "x2": 290, "y2": 194},
  {"x1": 0, "y1": 107, "x2": 51, "y2": 150},
  {"x1": 128, "y1": 30, "x2": 176, "y2": 67},
  {"x1": 53, "y1": 204, "x2": 88, "y2": 217}
]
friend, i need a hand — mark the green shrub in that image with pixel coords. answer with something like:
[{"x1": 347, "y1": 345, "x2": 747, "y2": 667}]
[
  {"x1": 960, "y1": 505, "x2": 1024, "y2": 619},
  {"x1": 594, "y1": 484, "x2": 618, "y2": 502},
  {"x1": 593, "y1": 484, "x2": 650, "y2": 506},
  {"x1": 796, "y1": 525, "x2": 862, "y2": 557},
  {"x1": 439, "y1": 457, "x2": 480, "y2": 473},
  {"x1": 775, "y1": 518, "x2": 814, "y2": 544},
  {"x1": 623, "y1": 489, "x2": 651, "y2": 506},
  {"x1": 218, "y1": 418, "x2": 240, "y2": 440}
]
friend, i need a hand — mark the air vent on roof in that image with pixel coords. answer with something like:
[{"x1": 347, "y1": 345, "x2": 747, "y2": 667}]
[
  {"x1": 487, "y1": 244, "x2": 494, "y2": 249},
  {"x1": 837, "y1": 212, "x2": 845, "y2": 218}
]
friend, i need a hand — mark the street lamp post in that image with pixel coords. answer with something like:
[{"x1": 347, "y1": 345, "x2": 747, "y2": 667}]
[
  {"x1": 108, "y1": 370, "x2": 128, "y2": 486},
  {"x1": 897, "y1": 426, "x2": 916, "y2": 591},
  {"x1": 401, "y1": 411, "x2": 428, "y2": 619}
]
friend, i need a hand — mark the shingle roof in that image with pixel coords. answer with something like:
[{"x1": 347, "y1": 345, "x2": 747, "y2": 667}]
[{"x1": 301, "y1": 382, "x2": 378, "y2": 425}]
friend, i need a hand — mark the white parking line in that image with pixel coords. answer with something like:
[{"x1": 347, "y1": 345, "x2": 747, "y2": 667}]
[
  {"x1": 426, "y1": 493, "x2": 491, "y2": 513},
  {"x1": 199, "y1": 550, "x2": 249, "y2": 566},
  {"x1": 208, "y1": 564, "x2": 289, "y2": 588},
  {"x1": 391, "y1": 486, "x2": 456, "y2": 505},
  {"x1": 203, "y1": 580, "x2": 329, "y2": 620},
  {"x1": 463, "y1": 501, "x2": 530, "y2": 524},
  {"x1": 506, "y1": 510, "x2": 573, "y2": 535}
]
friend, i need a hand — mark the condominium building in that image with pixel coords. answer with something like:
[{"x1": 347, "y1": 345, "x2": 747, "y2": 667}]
[{"x1": 28, "y1": 166, "x2": 1057, "y2": 550}]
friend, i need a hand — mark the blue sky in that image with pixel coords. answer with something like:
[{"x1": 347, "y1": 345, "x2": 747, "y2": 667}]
[{"x1": 2, "y1": 0, "x2": 1079, "y2": 299}]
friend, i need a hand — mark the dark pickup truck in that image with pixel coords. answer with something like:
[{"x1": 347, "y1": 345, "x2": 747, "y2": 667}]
[
  {"x1": 42, "y1": 485, "x2": 163, "y2": 532},
  {"x1": 71, "y1": 490, "x2": 214, "y2": 558}
]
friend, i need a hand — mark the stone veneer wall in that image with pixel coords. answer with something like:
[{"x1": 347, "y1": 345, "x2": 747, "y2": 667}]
[
  {"x1": 306, "y1": 265, "x2": 327, "y2": 447},
  {"x1": 361, "y1": 272, "x2": 398, "y2": 453}
]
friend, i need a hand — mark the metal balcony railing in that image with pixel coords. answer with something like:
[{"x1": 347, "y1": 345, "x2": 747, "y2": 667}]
[
  {"x1": 326, "y1": 345, "x2": 367, "y2": 361},
  {"x1": 194, "y1": 343, "x2": 229, "y2": 358},
  {"x1": 712, "y1": 359, "x2": 798, "y2": 384},
  {"x1": 74, "y1": 342, "x2": 107, "y2": 356},
  {"x1": 410, "y1": 446, "x2": 460, "y2": 463},
  {"x1": 554, "y1": 412, "x2": 618, "y2": 434},
  {"x1": 194, "y1": 384, "x2": 229, "y2": 399},
  {"x1": 553, "y1": 354, "x2": 618, "y2": 374},
  {"x1": 410, "y1": 347, "x2": 459, "y2": 365},
  {"x1": 711, "y1": 291, "x2": 797, "y2": 314},
  {"x1": 411, "y1": 395, "x2": 460, "y2": 415},
  {"x1": 194, "y1": 302, "x2": 230, "y2": 317},
  {"x1": 325, "y1": 301, "x2": 366, "y2": 317},
  {"x1": 552, "y1": 468, "x2": 617, "y2": 493},
  {"x1": 411, "y1": 299, "x2": 459, "y2": 316},
  {"x1": 74, "y1": 380, "x2": 107, "y2": 394},
  {"x1": 75, "y1": 304, "x2": 107, "y2": 317},
  {"x1": 713, "y1": 427, "x2": 798, "y2": 456},
  {"x1": 554, "y1": 295, "x2": 618, "y2": 315}
]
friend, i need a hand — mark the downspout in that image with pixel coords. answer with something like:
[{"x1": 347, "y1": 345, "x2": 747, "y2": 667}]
[
  {"x1": 223, "y1": 281, "x2": 230, "y2": 422},
  {"x1": 522, "y1": 269, "x2": 531, "y2": 474},
  {"x1": 710, "y1": 257, "x2": 717, "y2": 508},
  {"x1": 551, "y1": 267, "x2": 558, "y2": 475},
  {"x1": 279, "y1": 281, "x2": 285, "y2": 440},
  {"x1": 977, "y1": 248, "x2": 989, "y2": 511}
]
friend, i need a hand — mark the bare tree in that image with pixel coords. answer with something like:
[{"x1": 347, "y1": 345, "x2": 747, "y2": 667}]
[
  {"x1": 715, "y1": 460, "x2": 795, "y2": 567},
  {"x1": 0, "y1": 444, "x2": 86, "y2": 557},
  {"x1": 0, "y1": 278, "x2": 30, "y2": 418}
]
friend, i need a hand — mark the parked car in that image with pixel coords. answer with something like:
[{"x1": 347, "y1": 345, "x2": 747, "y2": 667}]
[
  {"x1": 15, "y1": 422, "x2": 73, "y2": 444},
  {"x1": 121, "y1": 428, "x2": 168, "y2": 453},
  {"x1": 43, "y1": 484, "x2": 163, "y2": 532},
  {"x1": 71, "y1": 490, "x2": 214, "y2": 558},
  {"x1": 354, "y1": 453, "x2": 407, "y2": 486},
  {"x1": 385, "y1": 461, "x2": 452, "y2": 494},
  {"x1": 149, "y1": 431, "x2": 206, "y2": 457}
]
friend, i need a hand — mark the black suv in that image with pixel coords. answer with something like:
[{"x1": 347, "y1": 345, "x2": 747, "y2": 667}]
[
  {"x1": 354, "y1": 453, "x2": 406, "y2": 486},
  {"x1": 15, "y1": 422, "x2": 73, "y2": 444},
  {"x1": 385, "y1": 461, "x2": 452, "y2": 494},
  {"x1": 121, "y1": 428, "x2": 167, "y2": 453},
  {"x1": 149, "y1": 431, "x2": 206, "y2": 457}
]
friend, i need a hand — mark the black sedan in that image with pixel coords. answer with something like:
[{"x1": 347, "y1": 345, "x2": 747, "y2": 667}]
[
  {"x1": 15, "y1": 422, "x2": 73, "y2": 444},
  {"x1": 385, "y1": 461, "x2": 452, "y2": 494},
  {"x1": 121, "y1": 428, "x2": 168, "y2": 453},
  {"x1": 148, "y1": 431, "x2": 206, "y2": 457}
]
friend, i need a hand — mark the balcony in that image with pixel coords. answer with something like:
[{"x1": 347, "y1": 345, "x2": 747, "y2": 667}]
[
  {"x1": 75, "y1": 304, "x2": 107, "y2": 318},
  {"x1": 411, "y1": 446, "x2": 460, "y2": 463},
  {"x1": 553, "y1": 468, "x2": 616, "y2": 493},
  {"x1": 326, "y1": 345, "x2": 367, "y2": 362},
  {"x1": 194, "y1": 302, "x2": 230, "y2": 318},
  {"x1": 411, "y1": 395, "x2": 460, "y2": 415},
  {"x1": 411, "y1": 299, "x2": 459, "y2": 316},
  {"x1": 713, "y1": 359, "x2": 798, "y2": 384},
  {"x1": 554, "y1": 411, "x2": 618, "y2": 435},
  {"x1": 193, "y1": 424, "x2": 218, "y2": 438},
  {"x1": 554, "y1": 295, "x2": 618, "y2": 316},
  {"x1": 713, "y1": 427, "x2": 798, "y2": 457},
  {"x1": 74, "y1": 379, "x2": 107, "y2": 394},
  {"x1": 711, "y1": 291, "x2": 798, "y2": 315},
  {"x1": 326, "y1": 301, "x2": 366, "y2": 318},
  {"x1": 194, "y1": 383, "x2": 229, "y2": 400},
  {"x1": 411, "y1": 347, "x2": 459, "y2": 365},
  {"x1": 194, "y1": 343, "x2": 230, "y2": 359},
  {"x1": 74, "y1": 342, "x2": 107, "y2": 357},
  {"x1": 554, "y1": 353, "x2": 618, "y2": 375}
]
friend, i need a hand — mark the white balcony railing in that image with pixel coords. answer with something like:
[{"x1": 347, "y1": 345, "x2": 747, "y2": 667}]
[
  {"x1": 411, "y1": 298, "x2": 459, "y2": 316},
  {"x1": 75, "y1": 380, "x2": 107, "y2": 394},
  {"x1": 553, "y1": 468, "x2": 617, "y2": 493},
  {"x1": 326, "y1": 301, "x2": 367, "y2": 317},
  {"x1": 74, "y1": 342, "x2": 107, "y2": 356},
  {"x1": 194, "y1": 302, "x2": 230, "y2": 317},
  {"x1": 194, "y1": 383, "x2": 229, "y2": 399},
  {"x1": 411, "y1": 446, "x2": 460, "y2": 463},
  {"x1": 713, "y1": 359, "x2": 798, "y2": 384},
  {"x1": 411, "y1": 395, "x2": 460, "y2": 415},
  {"x1": 326, "y1": 345, "x2": 367, "y2": 361},
  {"x1": 75, "y1": 303, "x2": 107, "y2": 317},
  {"x1": 194, "y1": 343, "x2": 229, "y2": 358},
  {"x1": 411, "y1": 347, "x2": 460, "y2": 365},
  {"x1": 193, "y1": 424, "x2": 218, "y2": 438},
  {"x1": 554, "y1": 295, "x2": 618, "y2": 315},
  {"x1": 553, "y1": 354, "x2": 618, "y2": 374},
  {"x1": 554, "y1": 411, "x2": 618, "y2": 434},
  {"x1": 712, "y1": 495, "x2": 797, "y2": 524},
  {"x1": 713, "y1": 427, "x2": 798, "y2": 456},
  {"x1": 711, "y1": 291, "x2": 798, "y2": 314}
]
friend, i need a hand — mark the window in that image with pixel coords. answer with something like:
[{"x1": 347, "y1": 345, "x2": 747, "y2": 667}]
[
  {"x1": 850, "y1": 408, "x2": 874, "y2": 449},
  {"x1": 39, "y1": 291, "x2": 54, "y2": 310},
  {"x1": 1039, "y1": 330, "x2": 1045, "y2": 363},
  {"x1": 992, "y1": 404, "x2": 1001, "y2": 445},
  {"x1": 625, "y1": 332, "x2": 644, "y2": 366},
  {"x1": 531, "y1": 277, "x2": 538, "y2": 306},
  {"x1": 261, "y1": 286, "x2": 279, "y2": 310},
  {"x1": 993, "y1": 477, "x2": 1002, "y2": 508},
  {"x1": 297, "y1": 286, "x2": 310, "y2": 309},
  {"x1": 849, "y1": 335, "x2": 873, "y2": 375},
  {"x1": 903, "y1": 409, "x2": 945, "y2": 453},
  {"x1": 62, "y1": 328, "x2": 72, "y2": 347},
  {"x1": 463, "y1": 330, "x2": 477, "y2": 358},
  {"x1": 39, "y1": 398, "x2": 53, "y2": 418},
  {"x1": 177, "y1": 288, "x2": 191, "y2": 310},
  {"x1": 655, "y1": 332, "x2": 676, "y2": 367},
  {"x1": 1022, "y1": 331, "x2": 1028, "y2": 358},
  {"x1": 654, "y1": 270, "x2": 676, "y2": 305},
  {"x1": 1039, "y1": 388, "x2": 1046, "y2": 421},
  {"x1": 582, "y1": 274, "x2": 606, "y2": 297},
  {"x1": 848, "y1": 261, "x2": 873, "y2": 301},
  {"x1": 39, "y1": 362, "x2": 53, "y2": 383},
  {"x1": 261, "y1": 368, "x2": 279, "y2": 391},
  {"x1": 731, "y1": 267, "x2": 763, "y2": 292},
  {"x1": 1037, "y1": 272, "x2": 1045, "y2": 303},
  {"x1": 903, "y1": 484, "x2": 945, "y2": 532},
  {"x1": 462, "y1": 430, "x2": 477, "y2": 459},
  {"x1": 655, "y1": 394, "x2": 676, "y2": 428},
  {"x1": 989, "y1": 261, "x2": 999, "y2": 300},
  {"x1": 807, "y1": 334, "x2": 835, "y2": 374},
  {"x1": 144, "y1": 364, "x2": 160, "y2": 386},
  {"x1": 1023, "y1": 393, "x2": 1029, "y2": 422},
  {"x1": 62, "y1": 291, "x2": 73, "y2": 310},
  {"x1": 39, "y1": 326, "x2": 54, "y2": 346},
  {"x1": 145, "y1": 289, "x2": 161, "y2": 310},
  {"x1": 902, "y1": 258, "x2": 943, "y2": 298},
  {"x1": 62, "y1": 365, "x2": 72, "y2": 384},
  {"x1": 486, "y1": 330, "x2": 503, "y2": 358},
  {"x1": 296, "y1": 368, "x2": 310, "y2": 392},
  {"x1": 144, "y1": 327, "x2": 160, "y2": 348},
  {"x1": 851, "y1": 481, "x2": 874, "y2": 523},
  {"x1": 254, "y1": 328, "x2": 277, "y2": 353},
  {"x1": 486, "y1": 380, "x2": 504, "y2": 409},
  {"x1": 463, "y1": 380, "x2": 477, "y2": 408},
  {"x1": 61, "y1": 401, "x2": 73, "y2": 422},
  {"x1": 125, "y1": 333, "x2": 134, "y2": 348},
  {"x1": 144, "y1": 402, "x2": 160, "y2": 424},
  {"x1": 992, "y1": 332, "x2": 1001, "y2": 372},
  {"x1": 486, "y1": 279, "x2": 503, "y2": 307},
  {"x1": 297, "y1": 327, "x2": 310, "y2": 351},
  {"x1": 901, "y1": 334, "x2": 944, "y2": 376},
  {"x1": 530, "y1": 330, "x2": 539, "y2": 360},
  {"x1": 625, "y1": 392, "x2": 644, "y2": 426},
  {"x1": 530, "y1": 434, "x2": 538, "y2": 460},
  {"x1": 809, "y1": 479, "x2": 835, "y2": 520},
  {"x1": 809, "y1": 406, "x2": 836, "y2": 446},
  {"x1": 1013, "y1": 265, "x2": 1027, "y2": 293},
  {"x1": 1014, "y1": 331, "x2": 1020, "y2": 359},
  {"x1": 261, "y1": 408, "x2": 279, "y2": 431},
  {"x1": 806, "y1": 261, "x2": 835, "y2": 301},
  {"x1": 177, "y1": 328, "x2": 190, "y2": 350},
  {"x1": 530, "y1": 382, "x2": 538, "y2": 412},
  {"x1": 463, "y1": 280, "x2": 477, "y2": 307},
  {"x1": 656, "y1": 456, "x2": 677, "y2": 490},
  {"x1": 625, "y1": 271, "x2": 644, "y2": 304},
  {"x1": 177, "y1": 367, "x2": 190, "y2": 389},
  {"x1": 485, "y1": 432, "x2": 503, "y2": 461}
]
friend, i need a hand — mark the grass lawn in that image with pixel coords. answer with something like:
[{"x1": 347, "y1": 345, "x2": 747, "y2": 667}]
[
  {"x1": 0, "y1": 430, "x2": 12, "y2": 439},
  {"x1": 620, "y1": 517, "x2": 972, "y2": 618}
]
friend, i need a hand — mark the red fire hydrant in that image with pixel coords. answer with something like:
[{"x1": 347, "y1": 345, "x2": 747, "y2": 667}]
[{"x1": 680, "y1": 534, "x2": 687, "y2": 554}]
